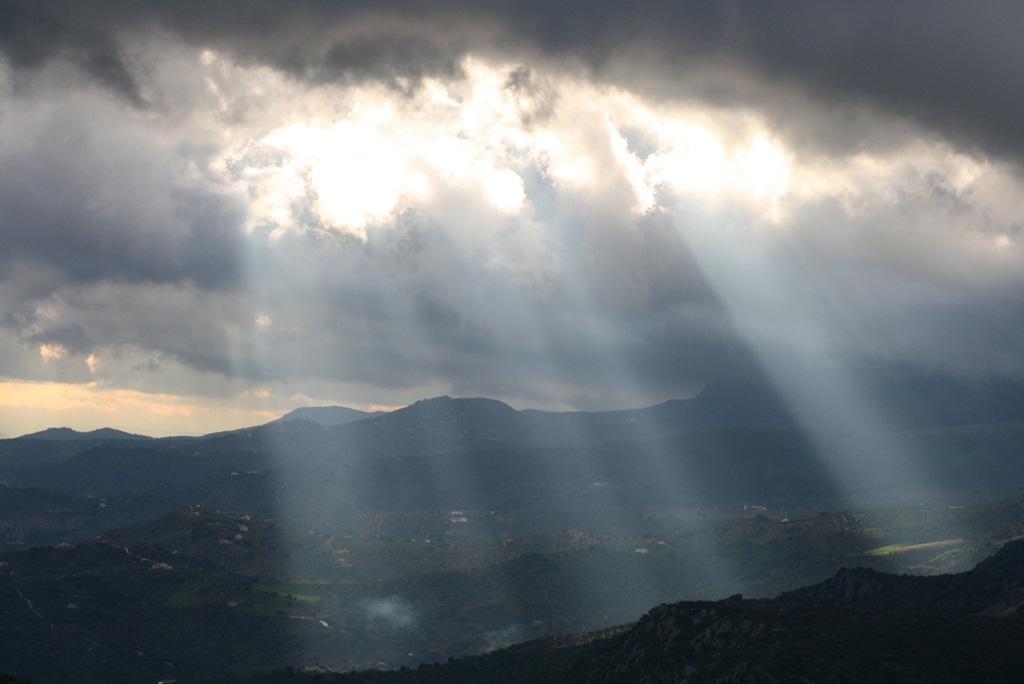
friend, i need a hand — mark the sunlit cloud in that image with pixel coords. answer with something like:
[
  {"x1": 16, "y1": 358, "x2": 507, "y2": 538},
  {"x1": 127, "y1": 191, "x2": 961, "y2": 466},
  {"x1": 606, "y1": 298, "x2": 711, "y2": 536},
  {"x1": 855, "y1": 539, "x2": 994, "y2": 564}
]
[
  {"x1": 232, "y1": 59, "x2": 537, "y2": 239},
  {"x1": 221, "y1": 55, "x2": 847, "y2": 250},
  {"x1": 38, "y1": 343, "x2": 69, "y2": 363}
]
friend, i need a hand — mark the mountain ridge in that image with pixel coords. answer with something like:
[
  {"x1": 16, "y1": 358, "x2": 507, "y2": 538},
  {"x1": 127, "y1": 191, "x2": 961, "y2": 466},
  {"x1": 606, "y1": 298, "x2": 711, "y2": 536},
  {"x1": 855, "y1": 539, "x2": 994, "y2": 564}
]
[
  {"x1": 272, "y1": 405, "x2": 383, "y2": 427},
  {"x1": 13, "y1": 372, "x2": 1024, "y2": 443},
  {"x1": 17, "y1": 427, "x2": 153, "y2": 441}
]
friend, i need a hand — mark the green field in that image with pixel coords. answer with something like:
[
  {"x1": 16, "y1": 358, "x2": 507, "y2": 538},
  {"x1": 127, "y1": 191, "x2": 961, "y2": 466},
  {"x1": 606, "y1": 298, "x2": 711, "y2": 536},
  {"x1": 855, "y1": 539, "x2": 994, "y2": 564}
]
[{"x1": 865, "y1": 539, "x2": 964, "y2": 557}]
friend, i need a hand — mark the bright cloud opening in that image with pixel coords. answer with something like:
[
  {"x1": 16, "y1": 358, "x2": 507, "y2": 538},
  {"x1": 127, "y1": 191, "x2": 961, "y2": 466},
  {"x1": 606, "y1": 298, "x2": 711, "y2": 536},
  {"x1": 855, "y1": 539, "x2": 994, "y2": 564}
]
[
  {"x1": 228, "y1": 56, "x2": 808, "y2": 243},
  {"x1": 38, "y1": 343, "x2": 69, "y2": 362}
]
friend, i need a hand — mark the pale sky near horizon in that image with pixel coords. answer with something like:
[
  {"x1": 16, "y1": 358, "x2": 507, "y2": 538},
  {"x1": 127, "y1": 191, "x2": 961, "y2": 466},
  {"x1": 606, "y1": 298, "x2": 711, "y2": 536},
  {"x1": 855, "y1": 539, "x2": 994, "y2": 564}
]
[{"x1": 2, "y1": 2, "x2": 1024, "y2": 437}]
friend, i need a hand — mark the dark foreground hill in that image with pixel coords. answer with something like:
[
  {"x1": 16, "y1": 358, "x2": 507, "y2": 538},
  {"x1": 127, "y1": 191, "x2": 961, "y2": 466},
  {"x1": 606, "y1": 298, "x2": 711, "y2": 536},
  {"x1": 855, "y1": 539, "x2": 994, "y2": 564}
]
[{"x1": 222, "y1": 539, "x2": 1024, "y2": 684}]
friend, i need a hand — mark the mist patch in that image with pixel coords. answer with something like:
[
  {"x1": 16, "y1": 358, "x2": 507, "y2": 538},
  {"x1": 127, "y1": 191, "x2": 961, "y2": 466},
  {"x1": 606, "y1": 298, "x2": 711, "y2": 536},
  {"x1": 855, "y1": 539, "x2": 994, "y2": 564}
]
[{"x1": 363, "y1": 595, "x2": 419, "y2": 633}]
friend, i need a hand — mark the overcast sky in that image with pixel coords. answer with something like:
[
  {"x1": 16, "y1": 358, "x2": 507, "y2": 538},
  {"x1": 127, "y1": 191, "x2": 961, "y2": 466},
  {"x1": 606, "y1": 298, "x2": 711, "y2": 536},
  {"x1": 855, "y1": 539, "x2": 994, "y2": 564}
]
[{"x1": 2, "y1": 1, "x2": 1023, "y2": 437}]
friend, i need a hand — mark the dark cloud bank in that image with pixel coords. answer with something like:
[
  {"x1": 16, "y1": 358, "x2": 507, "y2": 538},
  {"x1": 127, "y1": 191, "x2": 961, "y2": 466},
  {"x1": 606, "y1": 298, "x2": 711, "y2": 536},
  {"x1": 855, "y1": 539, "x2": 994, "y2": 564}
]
[{"x1": 3, "y1": 1, "x2": 1022, "y2": 162}]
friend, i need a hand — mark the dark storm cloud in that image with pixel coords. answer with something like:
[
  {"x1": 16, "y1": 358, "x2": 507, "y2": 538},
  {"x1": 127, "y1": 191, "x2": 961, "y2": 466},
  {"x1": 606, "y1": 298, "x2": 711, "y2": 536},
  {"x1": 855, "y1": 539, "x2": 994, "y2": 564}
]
[
  {"x1": 0, "y1": 0, "x2": 144, "y2": 103},
  {"x1": 490, "y1": 1, "x2": 1024, "y2": 164},
  {"x1": 2, "y1": 1, "x2": 1021, "y2": 163},
  {"x1": 727, "y1": 2, "x2": 1024, "y2": 163},
  {"x1": 0, "y1": 67, "x2": 248, "y2": 378},
  {"x1": 0, "y1": 0, "x2": 470, "y2": 98},
  {"x1": 0, "y1": 104, "x2": 245, "y2": 289},
  {"x1": 315, "y1": 34, "x2": 464, "y2": 92},
  {"x1": 495, "y1": 1, "x2": 1024, "y2": 164}
]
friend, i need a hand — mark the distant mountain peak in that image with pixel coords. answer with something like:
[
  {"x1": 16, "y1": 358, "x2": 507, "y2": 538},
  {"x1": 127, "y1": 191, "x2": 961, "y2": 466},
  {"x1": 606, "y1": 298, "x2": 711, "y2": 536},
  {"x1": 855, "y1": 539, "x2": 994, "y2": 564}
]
[
  {"x1": 273, "y1": 405, "x2": 381, "y2": 427},
  {"x1": 415, "y1": 395, "x2": 510, "y2": 407},
  {"x1": 19, "y1": 426, "x2": 151, "y2": 441},
  {"x1": 400, "y1": 395, "x2": 518, "y2": 416}
]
